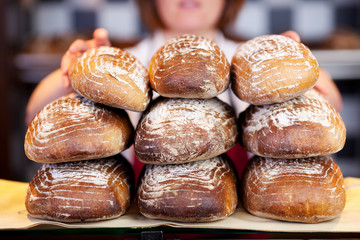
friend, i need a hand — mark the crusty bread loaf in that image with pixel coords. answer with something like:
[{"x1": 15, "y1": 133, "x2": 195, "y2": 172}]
[
  {"x1": 69, "y1": 46, "x2": 150, "y2": 111},
  {"x1": 137, "y1": 155, "x2": 238, "y2": 222},
  {"x1": 239, "y1": 90, "x2": 346, "y2": 158},
  {"x1": 241, "y1": 155, "x2": 346, "y2": 223},
  {"x1": 149, "y1": 34, "x2": 230, "y2": 98},
  {"x1": 134, "y1": 97, "x2": 237, "y2": 164},
  {"x1": 25, "y1": 93, "x2": 134, "y2": 163},
  {"x1": 231, "y1": 35, "x2": 319, "y2": 105},
  {"x1": 25, "y1": 155, "x2": 134, "y2": 222}
]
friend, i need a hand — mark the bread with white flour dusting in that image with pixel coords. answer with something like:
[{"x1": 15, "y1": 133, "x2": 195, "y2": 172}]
[
  {"x1": 69, "y1": 46, "x2": 150, "y2": 111},
  {"x1": 25, "y1": 155, "x2": 134, "y2": 222},
  {"x1": 231, "y1": 35, "x2": 319, "y2": 105},
  {"x1": 241, "y1": 155, "x2": 346, "y2": 223},
  {"x1": 239, "y1": 89, "x2": 346, "y2": 158},
  {"x1": 134, "y1": 97, "x2": 237, "y2": 164},
  {"x1": 25, "y1": 93, "x2": 134, "y2": 163},
  {"x1": 149, "y1": 34, "x2": 230, "y2": 98},
  {"x1": 137, "y1": 155, "x2": 238, "y2": 222}
]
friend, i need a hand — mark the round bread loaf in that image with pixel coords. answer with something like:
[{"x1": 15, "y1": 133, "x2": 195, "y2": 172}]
[
  {"x1": 25, "y1": 155, "x2": 134, "y2": 222},
  {"x1": 239, "y1": 89, "x2": 346, "y2": 158},
  {"x1": 25, "y1": 93, "x2": 134, "y2": 163},
  {"x1": 134, "y1": 97, "x2": 237, "y2": 164},
  {"x1": 137, "y1": 155, "x2": 238, "y2": 222},
  {"x1": 241, "y1": 155, "x2": 346, "y2": 223},
  {"x1": 69, "y1": 46, "x2": 150, "y2": 111},
  {"x1": 149, "y1": 34, "x2": 230, "y2": 98},
  {"x1": 231, "y1": 34, "x2": 319, "y2": 105}
]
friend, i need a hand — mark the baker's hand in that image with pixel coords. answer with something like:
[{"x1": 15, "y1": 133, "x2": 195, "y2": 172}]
[
  {"x1": 314, "y1": 68, "x2": 343, "y2": 111},
  {"x1": 280, "y1": 30, "x2": 301, "y2": 42},
  {"x1": 60, "y1": 28, "x2": 111, "y2": 88}
]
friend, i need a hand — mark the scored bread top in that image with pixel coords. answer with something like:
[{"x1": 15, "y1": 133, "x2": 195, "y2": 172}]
[
  {"x1": 242, "y1": 155, "x2": 346, "y2": 223},
  {"x1": 137, "y1": 155, "x2": 238, "y2": 222},
  {"x1": 69, "y1": 46, "x2": 150, "y2": 111},
  {"x1": 240, "y1": 89, "x2": 346, "y2": 158},
  {"x1": 231, "y1": 34, "x2": 319, "y2": 105},
  {"x1": 244, "y1": 90, "x2": 341, "y2": 132},
  {"x1": 25, "y1": 93, "x2": 134, "y2": 163},
  {"x1": 149, "y1": 34, "x2": 230, "y2": 98},
  {"x1": 25, "y1": 156, "x2": 133, "y2": 222},
  {"x1": 134, "y1": 97, "x2": 237, "y2": 164}
]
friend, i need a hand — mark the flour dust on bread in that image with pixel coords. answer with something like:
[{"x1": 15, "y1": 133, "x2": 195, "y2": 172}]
[
  {"x1": 241, "y1": 155, "x2": 346, "y2": 223},
  {"x1": 239, "y1": 89, "x2": 346, "y2": 158},
  {"x1": 231, "y1": 34, "x2": 319, "y2": 105},
  {"x1": 69, "y1": 46, "x2": 150, "y2": 111},
  {"x1": 25, "y1": 93, "x2": 134, "y2": 163},
  {"x1": 149, "y1": 34, "x2": 230, "y2": 98},
  {"x1": 25, "y1": 155, "x2": 134, "y2": 222},
  {"x1": 137, "y1": 155, "x2": 238, "y2": 222},
  {"x1": 134, "y1": 97, "x2": 237, "y2": 164}
]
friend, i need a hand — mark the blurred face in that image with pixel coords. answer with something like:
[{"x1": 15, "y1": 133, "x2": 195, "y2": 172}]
[{"x1": 155, "y1": 0, "x2": 226, "y2": 34}]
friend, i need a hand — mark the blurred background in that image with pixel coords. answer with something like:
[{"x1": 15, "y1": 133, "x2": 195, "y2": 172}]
[{"x1": 1, "y1": 0, "x2": 359, "y2": 182}]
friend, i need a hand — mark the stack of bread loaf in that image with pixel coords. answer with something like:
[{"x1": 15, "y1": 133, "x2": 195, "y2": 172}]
[
  {"x1": 24, "y1": 33, "x2": 346, "y2": 225},
  {"x1": 134, "y1": 35, "x2": 239, "y2": 222},
  {"x1": 231, "y1": 35, "x2": 347, "y2": 223},
  {"x1": 24, "y1": 46, "x2": 151, "y2": 222}
]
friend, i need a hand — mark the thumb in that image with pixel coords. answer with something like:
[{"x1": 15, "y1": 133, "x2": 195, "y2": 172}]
[
  {"x1": 62, "y1": 75, "x2": 71, "y2": 89},
  {"x1": 314, "y1": 84, "x2": 329, "y2": 96},
  {"x1": 93, "y1": 28, "x2": 111, "y2": 47},
  {"x1": 280, "y1": 30, "x2": 301, "y2": 43}
]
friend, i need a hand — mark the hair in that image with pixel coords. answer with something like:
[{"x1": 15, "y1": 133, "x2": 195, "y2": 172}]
[{"x1": 135, "y1": 0, "x2": 245, "y2": 33}]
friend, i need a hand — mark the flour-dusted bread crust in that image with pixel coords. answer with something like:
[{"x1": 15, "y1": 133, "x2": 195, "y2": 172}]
[
  {"x1": 231, "y1": 35, "x2": 319, "y2": 105},
  {"x1": 239, "y1": 90, "x2": 346, "y2": 158},
  {"x1": 241, "y1": 155, "x2": 346, "y2": 223},
  {"x1": 69, "y1": 46, "x2": 150, "y2": 111},
  {"x1": 137, "y1": 155, "x2": 238, "y2": 222},
  {"x1": 25, "y1": 156, "x2": 134, "y2": 222},
  {"x1": 134, "y1": 97, "x2": 237, "y2": 164},
  {"x1": 25, "y1": 93, "x2": 134, "y2": 163},
  {"x1": 149, "y1": 34, "x2": 230, "y2": 98}
]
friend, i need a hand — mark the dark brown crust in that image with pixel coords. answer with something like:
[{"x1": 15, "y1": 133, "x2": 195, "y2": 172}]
[
  {"x1": 25, "y1": 156, "x2": 134, "y2": 222},
  {"x1": 25, "y1": 93, "x2": 134, "y2": 163},
  {"x1": 149, "y1": 34, "x2": 230, "y2": 98},
  {"x1": 239, "y1": 91, "x2": 346, "y2": 158},
  {"x1": 241, "y1": 155, "x2": 346, "y2": 223},
  {"x1": 134, "y1": 97, "x2": 238, "y2": 164},
  {"x1": 137, "y1": 155, "x2": 238, "y2": 222}
]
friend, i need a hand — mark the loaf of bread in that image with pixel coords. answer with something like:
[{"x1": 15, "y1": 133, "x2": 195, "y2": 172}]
[
  {"x1": 134, "y1": 97, "x2": 237, "y2": 164},
  {"x1": 239, "y1": 90, "x2": 346, "y2": 158},
  {"x1": 137, "y1": 155, "x2": 238, "y2": 222},
  {"x1": 25, "y1": 93, "x2": 134, "y2": 163},
  {"x1": 231, "y1": 34, "x2": 319, "y2": 105},
  {"x1": 69, "y1": 46, "x2": 150, "y2": 111},
  {"x1": 149, "y1": 34, "x2": 230, "y2": 98},
  {"x1": 25, "y1": 155, "x2": 134, "y2": 222},
  {"x1": 241, "y1": 155, "x2": 346, "y2": 223}
]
